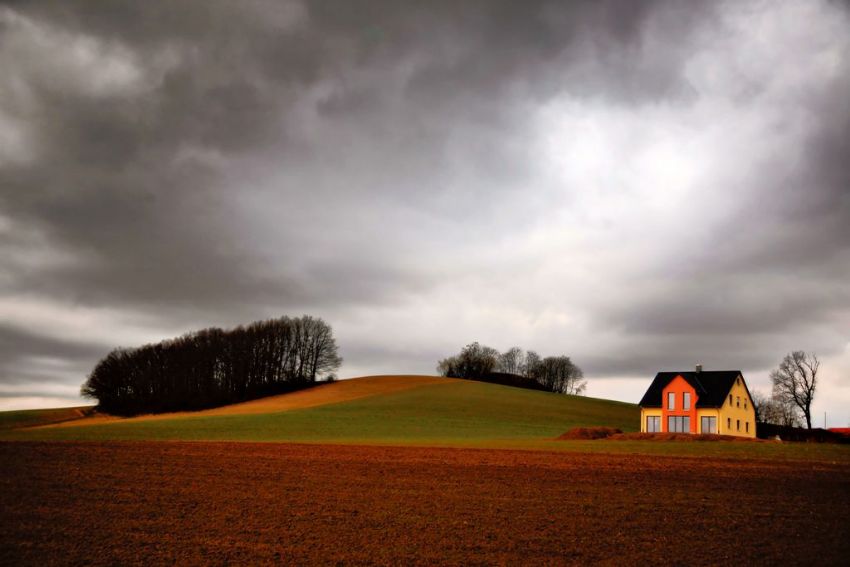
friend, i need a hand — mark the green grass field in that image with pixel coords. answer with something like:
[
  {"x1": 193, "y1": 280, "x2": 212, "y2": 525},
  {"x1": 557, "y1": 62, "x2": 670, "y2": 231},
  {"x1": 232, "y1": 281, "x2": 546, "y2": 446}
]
[
  {"x1": 0, "y1": 380, "x2": 637, "y2": 442},
  {"x1": 2, "y1": 378, "x2": 848, "y2": 463}
]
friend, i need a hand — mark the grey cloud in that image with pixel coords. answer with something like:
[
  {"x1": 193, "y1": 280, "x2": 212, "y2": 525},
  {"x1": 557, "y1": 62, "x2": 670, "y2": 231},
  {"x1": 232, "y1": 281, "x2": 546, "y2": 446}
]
[
  {"x1": 2, "y1": 0, "x2": 707, "y2": 313},
  {"x1": 0, "y1": 324, "x2": 107, "y2": 386},
  {"x1": 0, "y1": 0, "x2": 848, "y2": 421}
]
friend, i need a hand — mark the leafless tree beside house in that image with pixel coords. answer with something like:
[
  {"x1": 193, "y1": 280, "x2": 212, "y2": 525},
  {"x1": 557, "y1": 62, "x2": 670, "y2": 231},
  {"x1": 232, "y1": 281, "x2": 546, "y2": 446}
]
[{"x1": 770, "y1": 351, "x2": 819, "y2": 429}]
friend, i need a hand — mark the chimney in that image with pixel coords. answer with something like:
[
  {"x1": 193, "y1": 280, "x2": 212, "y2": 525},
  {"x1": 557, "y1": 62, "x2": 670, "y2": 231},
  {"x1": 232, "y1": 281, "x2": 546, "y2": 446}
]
[{"x1": 695, "y1": 364, "x2": 703, "y2": 373}]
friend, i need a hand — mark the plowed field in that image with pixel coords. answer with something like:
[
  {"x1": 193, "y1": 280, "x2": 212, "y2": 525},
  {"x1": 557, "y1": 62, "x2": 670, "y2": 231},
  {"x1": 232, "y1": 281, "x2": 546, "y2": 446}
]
[{"x1": 2, "y1": 442, "x2": 848, "y2": 565}]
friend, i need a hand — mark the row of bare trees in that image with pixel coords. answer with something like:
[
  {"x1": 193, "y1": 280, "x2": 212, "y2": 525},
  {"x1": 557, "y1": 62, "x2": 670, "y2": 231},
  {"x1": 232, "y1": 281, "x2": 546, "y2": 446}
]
[
  {"x1": 437, "y1": 342, "x2": 587, "y2": 395},
  {"x1": 81, "y1": 316, "x2": 342, "y2": 415}
]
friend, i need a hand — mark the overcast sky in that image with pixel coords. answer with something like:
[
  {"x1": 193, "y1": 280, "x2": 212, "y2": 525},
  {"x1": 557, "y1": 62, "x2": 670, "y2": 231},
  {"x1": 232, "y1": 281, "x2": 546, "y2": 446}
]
[{"x1": 1, "y1": 0, "x2": 849, "y2": 425}]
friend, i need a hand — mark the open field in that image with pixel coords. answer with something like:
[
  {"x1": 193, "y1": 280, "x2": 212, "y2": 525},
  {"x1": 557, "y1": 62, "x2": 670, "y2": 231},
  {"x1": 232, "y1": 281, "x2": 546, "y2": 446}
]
[
  {"x1": 2, "y1": 441, "x2": 849, "y2": 565},
  {"x1": 4, "y1": 376, "x2": 850, "y2": 462},
  {"x1": 0, "y1": 376, "x2": 639, "y2": 444}
]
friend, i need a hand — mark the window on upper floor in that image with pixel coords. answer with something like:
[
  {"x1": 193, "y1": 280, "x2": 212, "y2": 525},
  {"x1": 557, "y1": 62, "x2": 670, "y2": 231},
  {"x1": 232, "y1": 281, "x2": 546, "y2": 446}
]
[
  {"x1": 729, "y1": 394, "x2": 733, "y2": 405},
  {"x1": 737, "y1": 419, "x2": 740, "y2": 431},
  {"x1": 683, "y1": 392, "x2": 691, "y2": 410},
  {"x1": 668, "y1": 392, "x2": 675, "y2": 410},
  {"x1": 744, "y1": 399, "x2": 747, "y2": 409},
  {"x1": 736, "y1": 396, "x2": 740, "y2": 408}
]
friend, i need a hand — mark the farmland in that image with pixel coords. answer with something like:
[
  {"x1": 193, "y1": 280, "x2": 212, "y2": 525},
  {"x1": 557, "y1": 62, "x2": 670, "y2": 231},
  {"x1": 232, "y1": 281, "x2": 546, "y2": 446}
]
[
  {"x1": 3, "y1": 376, "x2": 849, "y2": 462},
  {"x1": 3, "y1": 376, "x2": 850, "y2": 564},
  {"x1": 3, "y1": 441, "x2": 849, "y2": 565}
]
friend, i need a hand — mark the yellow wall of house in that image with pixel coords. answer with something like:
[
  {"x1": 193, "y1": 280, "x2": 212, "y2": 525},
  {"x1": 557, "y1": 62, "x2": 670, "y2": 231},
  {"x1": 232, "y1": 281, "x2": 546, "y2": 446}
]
[
  {"x1": 640, "y1": 408, "x2": 662, "y2": 432},
  {"x1": 716, "y1": 375, "x2": 756, "y2": 437}
]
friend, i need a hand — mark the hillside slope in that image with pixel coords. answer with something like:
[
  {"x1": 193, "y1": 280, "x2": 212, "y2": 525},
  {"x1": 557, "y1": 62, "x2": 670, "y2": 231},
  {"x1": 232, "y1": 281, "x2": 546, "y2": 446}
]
[
  {"x1": 35, "y1": 375, "x2": 451, "y2": 429},
  {"x1": 0, "y1": 406, "x2": 93, "y2": 431},
  {"x1": 1, "y1": 375, "x2": 639, "y2": 444}
]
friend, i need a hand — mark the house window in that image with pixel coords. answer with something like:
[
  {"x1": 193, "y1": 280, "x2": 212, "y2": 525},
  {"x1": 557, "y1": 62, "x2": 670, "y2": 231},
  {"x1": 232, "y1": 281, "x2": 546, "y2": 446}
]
[
  {"x1": 668, "y1": 416, "x2": 690, "y2": 433},
  {"x1": 746, "y1": 422, "x2": 749, "y2": 433},
  {"x1": 729, "y1": 394, "x2": 733, "y2": 405},
  {"x1": 646, "y1": 416, "x2": 660, "y2": 433},
  {"x1": 727, "y1": 417, "x2": 731, "y2": 429},
  {"x1": 736, "y1": 396, "x2": 740, "y2": 408},
  {"x1": 744, "y1": 399, "x2": 747, "y2": 409},
  {"x1": 737, "y1": 419, "x2": 740, "y2": 431},
  {"x1": 683, "y1": 392, "x2": 691, "y2": 410},
  {"x1": 668, "y1": 392, "x2": 675, "y2": 410},
  {"x1": 701, "y1": 416, "x2": 717, "y2": 434}
]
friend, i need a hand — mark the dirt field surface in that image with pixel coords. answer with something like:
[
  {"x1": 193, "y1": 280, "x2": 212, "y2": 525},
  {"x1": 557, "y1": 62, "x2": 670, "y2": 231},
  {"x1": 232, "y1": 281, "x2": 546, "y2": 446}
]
[
  {"x1": 37, "y1": 375, "x2": 454, "y2": 429},
  {"x1": 3, "y1": 442, "x2": 849, "y2": 565}
]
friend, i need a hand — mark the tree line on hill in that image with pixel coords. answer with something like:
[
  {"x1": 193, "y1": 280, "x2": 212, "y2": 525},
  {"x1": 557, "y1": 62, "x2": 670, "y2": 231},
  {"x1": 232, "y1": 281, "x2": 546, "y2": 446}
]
[
  {"x1": 437, "y1": 342, "x2": 586, "y2": 395},
  {"x1": 81, "y1": 315, "x2": 342, "y2": 415}
]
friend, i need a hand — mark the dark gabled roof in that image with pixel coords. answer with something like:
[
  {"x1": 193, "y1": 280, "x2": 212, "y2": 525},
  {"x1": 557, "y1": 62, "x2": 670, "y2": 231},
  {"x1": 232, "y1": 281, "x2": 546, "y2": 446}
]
[{"x1": 639, "y1": 370, "x2": 745, "y2": 408}]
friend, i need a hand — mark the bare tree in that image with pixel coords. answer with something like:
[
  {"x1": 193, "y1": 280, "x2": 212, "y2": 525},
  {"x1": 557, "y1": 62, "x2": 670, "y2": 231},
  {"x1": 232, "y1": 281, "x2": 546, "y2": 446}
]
[
  {"x1": 497, "y1": 347, "x2": 523, "y2": 374},
  {"x1": 522, "y1": 350, "x2": 541, "y2": 379},
  {"x1": 436, "y1": 355, "x2": 460, "y2": 377},
  {"x1": 751, "y1": 390, "x2": 770, "y2": 423},
  {"x1": 436, "y1": 343, "x2": 499, "y2": 378},
  {"x1": 528, "y1": 355, "x2": 586, "y2": 395},
  {"x1": 751, "y1": 389, "x2": 800, "y2": 427},
  {"x1": 770, "y1": 351, "x2": 819, "y2": 429}
]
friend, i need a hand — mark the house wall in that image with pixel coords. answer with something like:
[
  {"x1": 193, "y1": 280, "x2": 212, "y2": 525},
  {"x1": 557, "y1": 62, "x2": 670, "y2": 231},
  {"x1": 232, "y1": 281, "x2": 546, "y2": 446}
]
[
  {"x1": 661, "y1": 375, "x2": 698, "y2": 433},
  {"x1": 640, "y1": 408, "x2": 662, "y2": 432},
  {"x1": 716, "y1": 375, "x2": 756, "y2": 438}
]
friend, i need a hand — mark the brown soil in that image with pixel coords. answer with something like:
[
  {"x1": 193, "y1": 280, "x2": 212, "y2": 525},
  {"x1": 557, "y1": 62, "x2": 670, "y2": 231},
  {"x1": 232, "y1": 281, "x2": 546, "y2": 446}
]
[
  {"x1": 37, "y1": 375, "x2": 454, "y2": 429},
  {"x1": 557, "y1": 426, "x2": 622, "y2": 440},
  {"x1": 3, "y1": 442, "x2": 848, "y2": 565}
]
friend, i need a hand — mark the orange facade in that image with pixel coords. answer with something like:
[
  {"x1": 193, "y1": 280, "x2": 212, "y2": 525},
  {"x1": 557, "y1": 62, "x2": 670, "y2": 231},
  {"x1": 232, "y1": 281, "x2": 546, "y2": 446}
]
[{"x1": 661, "y1": 375, "x2": 698, "y2": 433}]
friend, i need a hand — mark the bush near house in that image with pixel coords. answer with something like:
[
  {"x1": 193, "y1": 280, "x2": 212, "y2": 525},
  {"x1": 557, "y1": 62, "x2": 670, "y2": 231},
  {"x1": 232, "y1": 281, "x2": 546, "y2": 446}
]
[{"x1": 757, "y1": 423, "x2": 850, "y2": 443}]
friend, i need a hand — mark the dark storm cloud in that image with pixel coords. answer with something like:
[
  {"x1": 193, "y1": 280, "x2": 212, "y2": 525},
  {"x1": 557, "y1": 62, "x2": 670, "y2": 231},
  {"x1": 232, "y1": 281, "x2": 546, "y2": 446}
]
[
  {"x1": 1, "y1": 1, "x2": 647, "y2": 298},
  {"x1": 0, "y1": 324, "x2": 106, "y2": 386},
  {"x1": 1, "y1": 0, "x2": 849, "y2": 416},
  {"x1": 0, "y1": 0, "x2": 710, "y2": 319}
]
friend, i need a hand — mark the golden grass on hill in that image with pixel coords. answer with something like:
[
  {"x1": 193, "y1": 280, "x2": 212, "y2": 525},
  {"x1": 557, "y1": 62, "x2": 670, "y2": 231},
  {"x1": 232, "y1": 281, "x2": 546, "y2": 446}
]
[{"x1": 36, "y1": 375, "x2": 457, "y2": 429}]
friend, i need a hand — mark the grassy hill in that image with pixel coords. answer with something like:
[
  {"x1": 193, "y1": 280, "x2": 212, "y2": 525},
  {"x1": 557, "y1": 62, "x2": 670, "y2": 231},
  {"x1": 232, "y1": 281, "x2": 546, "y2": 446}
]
[
  {"x1": 0, "y1": 406, "x2": 93, "y2": 431},
  {"x1": 0, "y1": 375, "x2": 638, "y2": 444}
]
